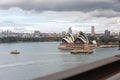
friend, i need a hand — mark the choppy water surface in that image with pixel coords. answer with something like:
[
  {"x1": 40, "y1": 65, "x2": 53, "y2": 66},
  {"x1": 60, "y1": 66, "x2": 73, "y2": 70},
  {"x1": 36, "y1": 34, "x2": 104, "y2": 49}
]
[{"x1": 0, "y1": 42, "x2": 119, "y2": 80}]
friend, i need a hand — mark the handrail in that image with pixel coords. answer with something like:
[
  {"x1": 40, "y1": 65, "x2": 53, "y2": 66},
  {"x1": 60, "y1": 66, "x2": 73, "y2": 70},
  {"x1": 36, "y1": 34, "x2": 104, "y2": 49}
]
[{"x1": 34, "y1": 55, "x2": 120, "y2": 80}]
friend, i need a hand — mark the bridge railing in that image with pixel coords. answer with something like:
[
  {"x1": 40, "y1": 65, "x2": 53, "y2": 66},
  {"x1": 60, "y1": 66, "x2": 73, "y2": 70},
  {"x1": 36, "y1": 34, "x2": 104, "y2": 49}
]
[{"x1": 34, "y1": 55, "x2": 120, "y2": 80}]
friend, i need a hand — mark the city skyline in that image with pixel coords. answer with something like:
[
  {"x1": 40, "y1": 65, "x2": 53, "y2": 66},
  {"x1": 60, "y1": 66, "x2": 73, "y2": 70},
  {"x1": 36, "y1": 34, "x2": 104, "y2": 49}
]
[
  {"x1": 0, "y1": 0, "x2": 120, "y2": 33},
  {"x1": 0, "y1": 26, "x2": 119, "y2": 34},
  {"x1": 0, "y1": 27, "x2": 119, "y2": 36}
]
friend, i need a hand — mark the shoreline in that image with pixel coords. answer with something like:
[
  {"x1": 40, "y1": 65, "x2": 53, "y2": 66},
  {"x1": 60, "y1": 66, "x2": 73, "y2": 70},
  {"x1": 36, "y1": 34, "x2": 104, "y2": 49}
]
[
  {"x1": 98, "y1": 45, "x2": 118, "y2": 48},
  {"x1": 0, "y1": 41, "x2": 60, "y2": 44}
]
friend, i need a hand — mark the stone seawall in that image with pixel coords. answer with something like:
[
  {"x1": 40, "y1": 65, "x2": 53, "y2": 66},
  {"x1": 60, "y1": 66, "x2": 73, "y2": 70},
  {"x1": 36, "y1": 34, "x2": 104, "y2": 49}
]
[{"x1": 58, "y1": 43, "x2": 97, "y2": 50}]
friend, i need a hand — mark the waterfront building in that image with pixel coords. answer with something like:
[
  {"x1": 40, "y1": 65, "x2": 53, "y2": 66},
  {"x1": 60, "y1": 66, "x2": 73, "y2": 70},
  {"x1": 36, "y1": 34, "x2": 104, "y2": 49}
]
[
  {"x1": 34, "y1": 31, "x2": 42, "y2": 38},
  {"x1": 21, "y1": 33, "x2": 34, "y2": 38}
]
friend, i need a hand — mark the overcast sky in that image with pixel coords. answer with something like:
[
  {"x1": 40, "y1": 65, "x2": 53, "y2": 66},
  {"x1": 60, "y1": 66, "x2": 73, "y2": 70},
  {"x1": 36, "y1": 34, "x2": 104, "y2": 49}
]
[{"x1": 0, "y1": 0, "x2": 120, "y2": 33}]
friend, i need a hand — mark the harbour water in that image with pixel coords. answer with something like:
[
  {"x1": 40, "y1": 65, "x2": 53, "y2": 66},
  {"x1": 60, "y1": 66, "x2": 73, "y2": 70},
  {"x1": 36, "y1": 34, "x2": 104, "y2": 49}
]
[{"x1": 0, "y1": 42, "x2": 119, "y2": 80}]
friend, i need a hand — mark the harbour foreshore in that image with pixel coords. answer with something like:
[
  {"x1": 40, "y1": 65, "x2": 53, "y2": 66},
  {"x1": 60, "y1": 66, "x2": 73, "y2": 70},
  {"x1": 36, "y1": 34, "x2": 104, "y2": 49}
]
[{"x1": 98, "y1": 45, "x2": 118, "y2": 48}]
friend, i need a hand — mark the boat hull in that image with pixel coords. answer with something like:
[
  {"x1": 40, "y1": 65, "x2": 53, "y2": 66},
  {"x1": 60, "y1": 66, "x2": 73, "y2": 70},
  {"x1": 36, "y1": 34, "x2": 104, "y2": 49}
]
[
  {"x1": 71, "y1": 52, "x2": 93, "y2": 54},
  {"x1": 10, "y1": 52, "x2": 20, "y2": 54}
]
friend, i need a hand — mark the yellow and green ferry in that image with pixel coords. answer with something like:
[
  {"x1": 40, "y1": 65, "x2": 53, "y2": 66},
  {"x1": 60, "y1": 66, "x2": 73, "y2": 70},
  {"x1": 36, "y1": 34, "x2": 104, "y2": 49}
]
[{"x1": 70, "y1": 49, "x2": 93, "y2": 54}]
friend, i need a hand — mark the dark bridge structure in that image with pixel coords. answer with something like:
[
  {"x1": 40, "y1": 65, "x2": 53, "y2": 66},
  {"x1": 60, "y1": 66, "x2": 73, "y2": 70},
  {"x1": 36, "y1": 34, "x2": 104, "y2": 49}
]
[{"x1": 35, "y1": 55, "x2": 120, "y2": 80}]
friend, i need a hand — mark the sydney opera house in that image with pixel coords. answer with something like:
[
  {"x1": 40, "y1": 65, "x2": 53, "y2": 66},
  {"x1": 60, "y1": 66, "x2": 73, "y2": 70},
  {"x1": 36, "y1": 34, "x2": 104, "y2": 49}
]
[{"x1": 59, "y1": 31, "x2": 97, "y2": 50}]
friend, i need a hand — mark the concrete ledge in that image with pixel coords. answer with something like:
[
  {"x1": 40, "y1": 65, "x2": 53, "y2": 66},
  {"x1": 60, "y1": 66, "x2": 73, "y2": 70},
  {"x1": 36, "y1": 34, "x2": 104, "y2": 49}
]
[
  {"x1": 107, "y1": 73, "x2": 120, "y2": 80},
  {"x1": 34, "y1": 56, "x2": 120, "y2": 80}
]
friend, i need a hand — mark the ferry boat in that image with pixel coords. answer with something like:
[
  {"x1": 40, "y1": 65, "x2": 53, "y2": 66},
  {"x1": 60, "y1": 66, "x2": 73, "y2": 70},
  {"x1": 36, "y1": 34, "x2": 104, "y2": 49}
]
[
  {"x1": 70, "y1": 49, "x2": 93, "y2": 54},
  {"x1": 10, "y1": 50, "x2": 20, "y2": 54}
]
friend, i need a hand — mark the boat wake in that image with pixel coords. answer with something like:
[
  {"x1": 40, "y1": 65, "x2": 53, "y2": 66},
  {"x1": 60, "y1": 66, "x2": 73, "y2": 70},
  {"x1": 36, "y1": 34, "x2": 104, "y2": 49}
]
[{"x1": 0, "y1": 60, "x2": 54, "y2": 69}]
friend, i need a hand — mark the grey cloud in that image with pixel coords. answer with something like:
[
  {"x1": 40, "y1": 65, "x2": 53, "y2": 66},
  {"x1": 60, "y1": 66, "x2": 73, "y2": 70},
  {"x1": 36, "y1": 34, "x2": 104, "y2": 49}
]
[
  {"x1": 0, "y1": 0, "x2": 120, "y2": 12},
  {"x1": 0, "y1": 0, "x2": 120, "y2": 18},
  {"x1": 89, "y1": 9, "x2": 120, "y2": 17}
]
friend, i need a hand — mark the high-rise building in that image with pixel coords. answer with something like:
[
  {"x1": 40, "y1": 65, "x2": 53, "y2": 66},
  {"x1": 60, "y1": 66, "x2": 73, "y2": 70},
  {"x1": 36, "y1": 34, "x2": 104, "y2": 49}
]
[
  {"x1": 91, "y1": 26, "x2": 95, "y2": 36},
  {"x1": 68, "y1": 27, "x2": 72, "y2": 34},
  {"x1": 104, "y1": 29, "x2": 110, "y2": 40}
]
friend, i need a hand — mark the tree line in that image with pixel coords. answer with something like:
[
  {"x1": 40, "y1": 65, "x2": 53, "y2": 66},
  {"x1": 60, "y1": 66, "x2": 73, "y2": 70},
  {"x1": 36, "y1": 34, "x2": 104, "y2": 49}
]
[
  {"x1": 0, "y1": 36, "x2": 119, "y2": 45},
  {"x1": 0, "y1": 37, "x2": 62, "y2": 43},
  {"x1": 88, "y1": 36, "x2": 119, "y2": 45}
]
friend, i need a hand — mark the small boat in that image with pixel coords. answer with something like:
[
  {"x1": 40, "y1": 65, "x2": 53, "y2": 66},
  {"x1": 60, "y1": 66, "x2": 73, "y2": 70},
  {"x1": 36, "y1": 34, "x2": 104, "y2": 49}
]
[
  {"x1": 71, "y1": 49, "x2": 93, "y2": 54},
  {"x1": 10, "y1": 50, "x2": 20, "y2": 54}
]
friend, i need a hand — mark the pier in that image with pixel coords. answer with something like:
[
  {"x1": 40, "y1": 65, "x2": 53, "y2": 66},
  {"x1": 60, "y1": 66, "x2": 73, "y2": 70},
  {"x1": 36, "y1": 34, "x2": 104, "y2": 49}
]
[{"x1": 35, "y1": 55, "x2": 120, "y2": 80}]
